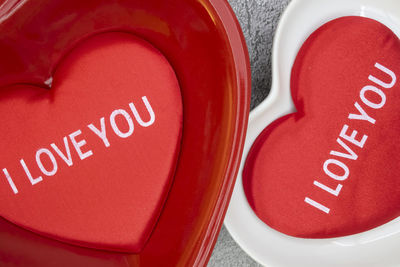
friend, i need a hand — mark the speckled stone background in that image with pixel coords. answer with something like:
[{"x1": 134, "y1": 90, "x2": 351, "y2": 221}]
[{"x1": 207, "y1": 0, "x2": 291, "y2": 266}]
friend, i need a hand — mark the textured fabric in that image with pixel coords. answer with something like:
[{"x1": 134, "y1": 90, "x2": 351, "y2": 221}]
[
  {"x1": 244, "y1": 16, "x2": 400, "y2": 238},
  {"x1": 209, "y1": 0, "x2": 290, "y2": 266},
  {"x1": 0, "y1": 32, "x2": 182, "y2": 252}
]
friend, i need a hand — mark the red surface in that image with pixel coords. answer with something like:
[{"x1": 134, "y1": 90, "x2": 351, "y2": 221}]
[
  {"x1": 0, "y1": 0, "x2": 251, "y2": 266},
  {"x1": 243, "y1": 17, "x2": 400, "y2": 238},
  {"x1": 0, "y1": 32, "x2": 182, "y2": 252}
]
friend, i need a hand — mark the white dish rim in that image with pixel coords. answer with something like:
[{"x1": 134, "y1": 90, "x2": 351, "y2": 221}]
[{"x1": 224, "y1": 0, "x2": 400, "y2": 266}]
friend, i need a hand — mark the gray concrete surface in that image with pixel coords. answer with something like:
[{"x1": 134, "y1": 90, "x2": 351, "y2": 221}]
[{"x1": 207, "y1": 0, "x2": 291, "y2": 266}]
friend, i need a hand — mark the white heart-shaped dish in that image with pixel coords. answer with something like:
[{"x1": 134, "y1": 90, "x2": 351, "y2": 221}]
[{"x1": 225, "y1": 0, "x2": 400, "y2": 266}]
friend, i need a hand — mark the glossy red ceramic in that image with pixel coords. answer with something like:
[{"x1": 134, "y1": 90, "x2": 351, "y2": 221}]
[{"x1": 0, "y1": 0, "x2": 250, "y2": 266}]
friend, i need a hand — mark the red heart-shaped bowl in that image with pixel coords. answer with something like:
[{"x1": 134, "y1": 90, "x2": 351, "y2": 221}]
[{"x1": 0, "y1": 0, "x2": 250, "y2": 266}]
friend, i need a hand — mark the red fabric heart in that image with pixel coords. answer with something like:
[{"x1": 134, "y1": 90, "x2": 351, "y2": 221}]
[
  {"x1": 243, "y1": 16, "x2": 400, "y2": 238},
  {"x1": 0, "y1": 32, "x2": 182, "y2": 252}
]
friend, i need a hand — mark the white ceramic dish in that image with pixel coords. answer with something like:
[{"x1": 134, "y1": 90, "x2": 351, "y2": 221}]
[{"x1": 224, "y1": 0, "x2": 400, "y2": 266}]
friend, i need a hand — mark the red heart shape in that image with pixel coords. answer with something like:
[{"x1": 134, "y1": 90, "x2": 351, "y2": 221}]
[
  {"x1": 0, "y1": 32, "x2": 182, "y2": 252},
  {"x1": 243, "y1": 16, "x2": 400, "y2": 238}
]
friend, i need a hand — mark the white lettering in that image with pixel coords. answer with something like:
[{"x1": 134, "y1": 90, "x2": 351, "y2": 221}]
[
  {"x1": 36, "y1": 148, "x2": 58, "y2": 176},
  {"x1": 360, "y1": 85, "x2": 386, "y2": 109},
  {"x1": 20, "y1": 159, "x2": 43, "y2": 185},
  {"x1": 339, "y1": 124, "x2": 367, "y2": 148},
  {"x1": 3, "y1": 98, "x2": 158, "y2": 195},
  {"x1": 305, "y1": 197, "x2": 330, "y2": 214},
  {"x1": 323, "y1": 159, "x2": 349, "y2": 181},
  {"x1": 348, "y1": 102, "x2": 376, "y2": 124},
  {"x1": 69, "y1": 130, "x2": 93, "y2": 160},
  {"x1": 129, "y1": 96, "x2": 155, "y2": 127},
  {"x1": 88, "y1": 117, "x2": 110, "y2": 147},
  {"x1": 51, "y1": 137, "x2": 73, "y2": 166},
  {"x1": 369, "y1": 62, "x2": 396, "y2": 89},
  {"x1": 330, "y1": 138, "x2": 358, "y2": 160},
  {"x1": 314, "y1": 180, "x2": 342, "y2": 197},
  {"x1": 3, "y1": 168, "x2": 18, "y2": 194},
  {"x1": 110, "y1": 109, "x2": 134, "y2": 138}
]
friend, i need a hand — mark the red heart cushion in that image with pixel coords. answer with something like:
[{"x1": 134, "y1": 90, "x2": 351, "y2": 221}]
[
  {"x1": 0, "y1": 32, "x2": 182, "y2": 252},
  {"x1": 243, "y1": 16, "x2": 400, "y2": 238}
]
